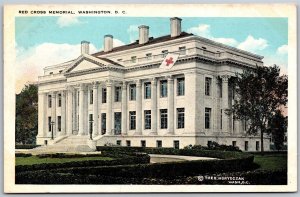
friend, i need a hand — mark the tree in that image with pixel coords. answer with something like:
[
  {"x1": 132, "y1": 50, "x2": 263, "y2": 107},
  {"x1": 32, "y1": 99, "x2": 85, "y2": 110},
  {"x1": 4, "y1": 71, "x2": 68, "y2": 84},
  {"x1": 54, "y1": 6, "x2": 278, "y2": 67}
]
[
  {"x1": 229, "y1": 65, "x2": 288, "y2": 155},
  {"x1": 268, "y1": 110, "x2": 287, "y2": 151},
  {"x1": 15, "y1": 84, "x2": 38, "y2": 144}
]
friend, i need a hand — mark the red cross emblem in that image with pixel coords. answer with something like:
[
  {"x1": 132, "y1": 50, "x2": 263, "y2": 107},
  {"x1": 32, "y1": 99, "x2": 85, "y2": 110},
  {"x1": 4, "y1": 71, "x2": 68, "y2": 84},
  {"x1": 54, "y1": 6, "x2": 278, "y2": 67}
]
[{"x1": 165, "y1": 57, "x2": 174, "y2": 66}]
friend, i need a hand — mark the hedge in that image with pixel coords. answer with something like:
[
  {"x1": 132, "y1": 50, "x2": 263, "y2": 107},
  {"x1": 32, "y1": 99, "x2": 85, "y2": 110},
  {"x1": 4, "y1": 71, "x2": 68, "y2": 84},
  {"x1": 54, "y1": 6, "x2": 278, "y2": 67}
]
[
  {"x1": 16, "y1": 152, "x2": 150, "y2": 173},
  {"x1": 16, "y1": 169, "x2": 286, "y2": 185},
  {"x1": 15, "y1": 144, "x2": 41, "y2": 149}
]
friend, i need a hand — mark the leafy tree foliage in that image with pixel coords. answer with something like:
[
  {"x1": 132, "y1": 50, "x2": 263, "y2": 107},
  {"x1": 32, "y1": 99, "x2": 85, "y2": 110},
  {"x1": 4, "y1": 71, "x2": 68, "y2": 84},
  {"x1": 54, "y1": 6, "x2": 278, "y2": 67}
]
[
  {"x1": 16, "y1": 84, "x2": 38, "y2": 144},
  {"x1": 268, "y1": 111, "x2": 287, "y2": 151},
  {"x1": 229, "y1": 65, "x2": 288, "y2": 154}
]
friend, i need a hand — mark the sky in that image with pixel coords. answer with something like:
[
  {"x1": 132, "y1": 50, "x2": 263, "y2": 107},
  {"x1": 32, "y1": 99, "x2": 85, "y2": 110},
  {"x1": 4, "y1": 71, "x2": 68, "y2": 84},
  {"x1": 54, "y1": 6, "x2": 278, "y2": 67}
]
[{"x1": 15, "y1": 16, "x2": 288, "y2": 93}]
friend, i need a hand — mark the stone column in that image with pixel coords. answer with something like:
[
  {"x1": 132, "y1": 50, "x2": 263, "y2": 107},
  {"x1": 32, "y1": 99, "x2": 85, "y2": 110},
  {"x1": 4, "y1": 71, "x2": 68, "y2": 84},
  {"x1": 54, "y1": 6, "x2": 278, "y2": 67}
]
[
  {"x1": 106, "y1": 80, "x2": 113, "y2": 135},
  {"x1": 92, "y1": 81, "x2": 99, "y2": 136},
  {"x1": 51, "y1": 92, "x2": 57, "y2": 137},
  {"x1": 61, "y1": 90, "x2": 66, "y2": 135},
  {"x1": 167, "y1": 76, "x2": 174, "y2": 134},
  {"x1": 38, "y1": 92, "x2": 46, "y2": 137},
  {"x1": 78, "y1": 84, "x2": 85, "y2": 135},
  {"x1": 121, "y1": 81, "x2": 128, "y2": 135},
  {"x1": 151, "y1": 78, "x2": 157, "y2": 134},
  {"x1": 221, "y1": 75, "x2": 230, "y2": 133},
  {"x1": 66, "y1": 86, "x2": 73, "y2": 135},
  {"x1": 135, "y1": 79, "x2": 142, "y2": 135},
  {"x1": 72, "y1": 88, "x2": 77, "y2": 133}
]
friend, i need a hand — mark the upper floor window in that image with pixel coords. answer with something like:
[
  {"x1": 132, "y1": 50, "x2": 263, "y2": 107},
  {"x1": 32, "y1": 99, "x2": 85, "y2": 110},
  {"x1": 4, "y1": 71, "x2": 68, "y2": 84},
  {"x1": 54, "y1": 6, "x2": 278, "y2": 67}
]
[
  {"x1": 57, "y1": 116, "x2": 61, "y2": 131},
  {"x1": 102, "y1": 88, "x2": 107, "y2": 103},
  {"x1": 162, "y1": 50, "x2": 168, "y2": 58},
  {"x1": 179, "y1": 46, "x2": 186, "y2": 55},
  {"x1": 58, "y1": 94, "x2": 62, "y2": 107},
  {"x1": 129, "y1": 84, "x2": 136, "y2": 101},
  {"x1": 177, "y1": 77, "x2": 185, "y2": 96},
  {"x1": 144, "y1": 110, "x2": 151, "y2": 130},
  {"x1": 146, "y1": 53, "x2": 152, "y2": 60},
  {"x1": 131, "y1": 56, "x2": 137, "y2": 63},
  {"x1": 48, "y1": 95, "x2": 52, "y2": 108},
  {"x1": 90, "y1": 90, "x2": 93, "y2": 104},
  {"x1": 115, "y1": 86, "x2": 121, "y2": 102},
  {"x1": 144, "y1": 82, "x2": 151, "y2": 99},
  {"x1": 205, "y1": 77, "x2": 212, "y2": 96},
  {"x1": 160, "y1": 80, "x2": 167, "y2": 97},
  {"x1": 160, "y1": 109, "x2": 168, "y2": 129},
  {"x1": 129, "y1": 111, "x2": 136, "y2": 130}
]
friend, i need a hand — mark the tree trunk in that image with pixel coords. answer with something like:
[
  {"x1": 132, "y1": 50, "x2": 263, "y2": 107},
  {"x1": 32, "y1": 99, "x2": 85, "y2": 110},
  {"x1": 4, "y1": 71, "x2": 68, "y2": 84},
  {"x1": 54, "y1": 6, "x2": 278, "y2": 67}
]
[{"x1": 261, "y1": 129, "x2": 264, "y2": 156}]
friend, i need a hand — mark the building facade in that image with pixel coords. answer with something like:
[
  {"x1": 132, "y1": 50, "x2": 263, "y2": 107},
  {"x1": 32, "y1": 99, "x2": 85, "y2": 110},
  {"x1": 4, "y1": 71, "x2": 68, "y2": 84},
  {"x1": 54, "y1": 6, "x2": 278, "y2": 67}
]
[{"x1": 37, "y1": 17, "x2": 270, "y2": 151}]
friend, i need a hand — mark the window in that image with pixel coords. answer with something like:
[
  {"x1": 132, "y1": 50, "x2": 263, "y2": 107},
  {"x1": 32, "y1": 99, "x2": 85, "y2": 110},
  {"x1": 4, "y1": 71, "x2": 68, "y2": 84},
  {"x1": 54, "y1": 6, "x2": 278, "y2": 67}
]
[
  {"x1": 144, "y1": 110, "x2": 151, "y2": 130},
  {"x1": 57, "y1": 116, "x2": 61, "y2": 131},
  {"x1": 141, "y1": 140, "x2": 146, "y2": 147},
  {"x1": 78, "y1": 92, "x2": 79, "y2": 106},
  {"x1": 131, "y1": 56, "x2": 137, "y2": 63},
  {"x1": 207, "y1": 141, "x2": 212, "y2": 148},
  {"x1": 115, "y1": 86, "x2": 121, "y2": 102},
  {"x1": 129, "y1": 111, "x2": 136, "y2": 130},
  {"x1": 233, "y1": 117, "x2": 235, "y2": 132},
  {"x1": 205, "y1": 77, "x2": 212, "y2": 96},
  {"x1": 160, "y1": 80, "x2": 167, "y2": 97},
  {"x1": 256, "y1": 141, "x2": 260, "y2": 151},
  {"x1": 174, "y1": 140, "x2": 180, "y2": 149},
  {"x1": 48, "y1": 95, "x2": 52, "y2": 108},
  {"x1": 177, "y1": 108, "x2": 185, "y2": 129},
  {"x1": 179, "y1": 46, "x2": 186, "y2": 55},
  {"x1": 49, "y1": 72, "x2": 53, "y2": 75},
  {"x1": 59, "y1": 70, "x2": 63, "y2": 73},
  {"x1": 219, "y1": 79, "x2": 222, "y2": 98},
  {"x1": 160, "y1": 109, "x2": 168, "y2": 129},
  {"x1": 156, "y1": 140, "x2": 162, "y2": 148},
  {"x1": 101, "y1": 113, "x2": 106, "y2": 134},
  {"x1": 245, "y1": 141, "x2": 249, "y2": 151},
  {"x1": 162, "y1": 50, "x2": 168, "y2": 58},
  {"x1": 220, "y1": 109, "x2": 223, "y2": 129},
  {"x1": 114, "y1": 112, "x2": 121, "y2": 135},
  {"x1": 58, "y1": 94, "x2": 62, "y2": 107},
  {"x1": 243, "y1": 119, "x2": 247, "y2": 131},
  {"x1": 232, "y1": 141, "x2": 236, "y2": 147},
  {"x1": 177, "y1": 78, "x2": 185, "y2": 96},
  {"x1": 126, "y1": 140, "x2": 131, "y2": 147},
  {"x1": 146, "y1": 53, "x2": 152, "y2": 60},
  {"x1": 48, "y1": 117, "x2": 51, "y2": 132},
  {"x1": 89, "y1": 114, "x2": 93, "y2": 134},
  {"x1": 205, "y1": 108, "x2": 211, "y2": 129},
  {"x1": 90, "y1": 90, "x2": 93, "y2": 104},
  {"x1": 102, "y1": 88, "x2": 107, "y2": 103},
  {"x1": 144, "y1": 82, "x2": 151, "y2": 99},
  {"x1": 116, "y1": 140, "x2": 121, "y2": 146},
  {"x1": 129, "y1": 84, "x2": 136, "y2": 101}
]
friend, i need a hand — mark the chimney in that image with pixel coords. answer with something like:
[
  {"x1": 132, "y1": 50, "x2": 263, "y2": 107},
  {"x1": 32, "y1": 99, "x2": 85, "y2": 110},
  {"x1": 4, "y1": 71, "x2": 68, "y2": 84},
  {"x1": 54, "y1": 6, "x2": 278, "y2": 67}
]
[
  {"x1": 170, "y1": 17, "x2": 182, "y2": 37},
  {"x1": 104, "y1": 35, "x2": 113, "y2": 52},
  {"x1": 138, "y1": 25, "x2": 149, "y2": 44},
  {"x1": 81, "y1": 41, "x2": 90, "y2": 54}
]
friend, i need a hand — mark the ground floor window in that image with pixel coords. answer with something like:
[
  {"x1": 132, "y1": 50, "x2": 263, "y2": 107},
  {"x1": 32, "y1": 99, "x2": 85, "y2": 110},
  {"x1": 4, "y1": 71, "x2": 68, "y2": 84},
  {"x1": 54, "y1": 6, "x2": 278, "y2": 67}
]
[
  {"x1": 114, "y1": 112, "x2": 121, "y2": 135},
  {"x1": 89, "y1": 114, "x2": 93, "y2": 134},
  {"x1": 126, "y1": 140, "x2": 131, "y2": 147},
  {"x1": 156, "y1": 140, "x2": 162, "y2": 148},
  {"x1": 207, "y1": 140, "x2": 212, "y2": 148},
  {"x1": 160, "y1": 109, "x2": 168, "y2": 129},
  {"x1": 177, "y1": 108, "x2": 185, "y2": 129},
  {"x1": 116, "y1": 140, "x2": 121, "y2": 146},
  {"x1": 141, "y1": 140, "x2": 146, "y2": 147},
  {"x1": 48, "y1": 117, "x2": 51, "y2": 132},
  {"x1": 232, "y1": 141, "x2": 236, "y2": 147},
  {"x1": 144, "y1": 110, "x2": 151, "y2": 130},
  {"x1": 174, "y1": 140, "x2": 180, "y2": 149},
  {"x1": 101, "y1": 113, "x2": 106, "y2": 134},
  {"x1": 205, "y1": 108, "x2": 211, "y2": 129},
  {"x1": 129, "y1": 111, "x2": 136, "y2": 130},
  {"x1": 245, "y1": 141, "x2": 249, "y2": 151},
  {"x1": 57, "y1": 116, "x2": 61, "y2": 132},
  {"x1": 256, "y1": 141, "x2": 260, "y2": 151}
]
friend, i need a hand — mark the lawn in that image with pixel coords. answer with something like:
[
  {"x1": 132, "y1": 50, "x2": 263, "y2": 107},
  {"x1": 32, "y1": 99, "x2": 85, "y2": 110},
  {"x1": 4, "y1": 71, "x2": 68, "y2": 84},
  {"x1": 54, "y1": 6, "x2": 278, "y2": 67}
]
[
  {"x1": 253, "y1": 154, "x2": 287, "y2": 170},
  {"x1": 16, "y1": 156, "x2": 114, "y2": 166}
]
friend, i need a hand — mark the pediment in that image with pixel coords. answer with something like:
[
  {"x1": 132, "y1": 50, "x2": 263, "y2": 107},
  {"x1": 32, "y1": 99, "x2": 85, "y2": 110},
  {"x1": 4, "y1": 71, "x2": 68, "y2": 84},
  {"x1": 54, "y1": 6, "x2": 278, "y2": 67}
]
[{"x1": 72, "y1": 59, "x2": 101, "y2": 72}]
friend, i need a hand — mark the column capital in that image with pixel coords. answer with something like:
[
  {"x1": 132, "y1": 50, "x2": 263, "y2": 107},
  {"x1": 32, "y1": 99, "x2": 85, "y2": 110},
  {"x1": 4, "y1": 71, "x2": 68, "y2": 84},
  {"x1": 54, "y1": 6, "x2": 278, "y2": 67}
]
[
  {"x1": 135, "y1": 79, "x2": 142, "y2": 87},
  {"x1": 51, "y1": 91, "x2": 57, "y2": 97},
  {"x1": 167, "y1": 75, "x2": 174, "y2": 82},
  {"x1": 61, "y1": 90, "x2": 66, "y2": 97},
  {"x1": 79, "y1": 83, "x2": 86, "y2": 91},
  {"x1": 151, "y1": 77, "x2": 157, "y2": 84},
  {"x1": 105, "y1": 79, "x2": 113, "y2": 87},
  {"x1": 221, "y1": 75, "x2": 231, "y2": 82},
  {"x1": 92, "y1": 81, "x2": 99, "y2": 89},
  {"x1": 122, "y1": 81, "x2": 128, "y2": 88},
  {"x1": 66, "y1": 85, "x2": 75, "y2": 92}
]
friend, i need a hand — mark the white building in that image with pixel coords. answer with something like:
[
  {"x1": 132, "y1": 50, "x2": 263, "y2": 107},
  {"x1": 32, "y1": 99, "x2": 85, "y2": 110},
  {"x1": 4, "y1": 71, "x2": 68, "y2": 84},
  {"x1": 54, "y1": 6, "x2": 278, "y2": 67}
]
[{"x1": 37, "y1": 17, "x2": 270, "y2": 151}]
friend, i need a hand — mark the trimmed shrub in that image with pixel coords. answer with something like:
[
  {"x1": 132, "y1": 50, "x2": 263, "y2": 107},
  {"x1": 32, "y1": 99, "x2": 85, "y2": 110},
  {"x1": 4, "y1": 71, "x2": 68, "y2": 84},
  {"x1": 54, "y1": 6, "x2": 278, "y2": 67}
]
[
  {"x1": 15, "y1": 144, "x2": 41, "y2": 149},
  {"x1": 15, "y1": 153, "x2": 32, "y2": 157}
]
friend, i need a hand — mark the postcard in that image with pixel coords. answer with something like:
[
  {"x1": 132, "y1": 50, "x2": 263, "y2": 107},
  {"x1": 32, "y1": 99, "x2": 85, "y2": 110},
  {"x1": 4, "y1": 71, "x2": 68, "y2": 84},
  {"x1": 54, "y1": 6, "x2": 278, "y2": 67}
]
[{"x1": 3, "y1": 4, "x2": 297, "y2": 193}]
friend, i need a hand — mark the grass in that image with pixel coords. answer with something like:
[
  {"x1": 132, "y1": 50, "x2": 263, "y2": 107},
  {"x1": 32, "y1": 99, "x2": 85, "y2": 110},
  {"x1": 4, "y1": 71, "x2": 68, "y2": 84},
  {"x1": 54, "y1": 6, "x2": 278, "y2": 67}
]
[
  {"x1": 253, "y1": 154, "x2": 287, "y2": 170},
  {"x1": 16, "y1": 156, "x2": 114, "y2": 166}
]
